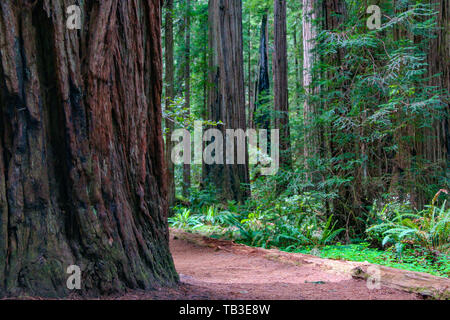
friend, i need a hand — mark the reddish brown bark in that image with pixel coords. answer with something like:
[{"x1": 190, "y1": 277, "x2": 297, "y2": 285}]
[
  {"x1": 183, "y1": 0, "x2": 191, "y2": 198},
  {"x1": 165, "y1": 0, "x2": 176, "y2": 210},
  {"x1": 0, "y1": 0, "x2": 177, "y2": 297},
  {"x1": 205, "y1": 0, "x2": 250, "y2": 202},
  {"x1": 274, "y1": 0, "x2": 291, "y2": 170},
  {"x1": 302, "y1": 0, "x2": 319, "y2": 178}
]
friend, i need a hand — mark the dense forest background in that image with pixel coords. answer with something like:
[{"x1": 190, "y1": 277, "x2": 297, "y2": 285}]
[
  {"x1": 164, "y1": 0, "x2": 449, "y2": 274},
  {"x1": 0, "y1": 0, "x2": 447, "y2": 299}
]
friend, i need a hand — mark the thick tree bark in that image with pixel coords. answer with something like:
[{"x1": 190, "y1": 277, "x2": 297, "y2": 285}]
[
  {"x1": 0, "y1": 0, "x2": 177, "y2": 297},
  {"x1": 183, "y1": 0, "x2": 191, "y2": 198},
  {"x1": 274, "y1": 0, "x2": 291, "y2": 170},
  {"x1": 165, "y1": 0, "x2": 176, "y2": 211},
  {"x1": 205, "y1": 0, "x2": 250, "y2": 202}
]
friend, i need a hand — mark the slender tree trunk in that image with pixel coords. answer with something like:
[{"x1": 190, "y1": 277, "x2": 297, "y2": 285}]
[
  {"x1": 0, "y1": 0, "x2": 177, "y2": 297},
  {"x1": 247, "y1": 11, "x2": 253, "y2": 129},
  {"x1": 322, "y1": 0, "x2": 353, "y2": 234},
  {"x1": 165, "y1": 0, "x2": 176, "y2": 211},
  {"x1": 293, "y1": 23, "x2": 301, "y2": 103},
  {"x1": 425, "y1": 0, "x2": 449, "y2": 195},
  {"x1": 440, "y1": 0, "x2": 449, "y2": 168},
  {"x1": 183, "y1": 0, "x2": 191, "y2": 198},
  {"x1": 274, "y1": 0, "x2": 292, "y2": 170},
  {"x1": 205, "y1": 0, "x2": 250, "y2": 202},
  {"x1": 254, "y1": 13, "x2": 270, "y2": 131},
  {"x1": 302, "y1": 0, "x2": 319, "y2": 180}
]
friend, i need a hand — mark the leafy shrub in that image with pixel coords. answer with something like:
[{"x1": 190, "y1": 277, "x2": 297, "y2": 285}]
[
  {"x1": 169, "y1": 193, "x2": 344, "y2": 250},
  {"x1": 367, "y1": 190, "x2": 450, "y2": 257},
  {"x1": 168, "y1": 208, "x2": 202, "y2": 229}
]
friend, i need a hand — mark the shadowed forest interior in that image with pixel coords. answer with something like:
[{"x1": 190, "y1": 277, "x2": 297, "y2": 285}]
[
  {"x1": 0, "y1": 0, "x2": 448, "y2": 299},
  {"x1": 163, "y1": 0, "x2": 449, "y2": 279}
]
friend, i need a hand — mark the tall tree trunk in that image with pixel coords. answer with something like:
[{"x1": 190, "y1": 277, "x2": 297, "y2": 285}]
[
  {"x1": 205, "y1": 0, "x2": 250, "y2": 202},
  {"x1": 293, "y1": 22, "x2": 302, "y2": 103},
  {"x1": 274, "y1": 0, "x2": 291, "y2": 170},
  {"x1": 165, "y1": 0, "x2": 176, "y2": 211},
  {"x1": 302, "y1": 0, "x2": 319, "y2": 180},
  {"x1": 440, "y1": 0, "x2": 449, "y2": 168},
  {"x1": 254, "y1": 13, "x2": 270, "y2": 131},
  {"x1": 425, "y1": 0, "x2": 449, "y2": 197},
  {"x1": 322, "y1": 0, "x2": 351, "y2": 236},
  {"x1": 183, "y1": 0, "x2": 191, "y2": 198},
  {"x1": 390, "y1": 1, "x2": 415, "y2": 205},
  {"x1": 247, "y1": 11, "x2": 253, "y2": 129},
  {"x1": 0, "y1": 0, "x2": 177, "y2": 297}
]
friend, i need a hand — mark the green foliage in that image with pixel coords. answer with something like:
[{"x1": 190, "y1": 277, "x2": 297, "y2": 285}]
[
  {"x1": 163, "y1": 0, "x2": 448, "y2": 280},
  {"x1": 168, "y1": 208, "x2": 202, "y2": 229},
  {"x1": 169, "y1": 189, "x2": 449, "y2": 278},
  {"x1": 169, "y1": 193, "x2": 344, "y2": 249},
  {"x1": 296, "y1": 243, "x2": 449, "y2": 278}
]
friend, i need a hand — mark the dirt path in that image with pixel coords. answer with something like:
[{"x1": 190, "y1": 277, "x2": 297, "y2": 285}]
[
  {"x1": 1, "y1": 232, "x2": 430, "y2": 300},
  {"x1": 170, "y1": 234, "x2": 421, "y2": 300}
]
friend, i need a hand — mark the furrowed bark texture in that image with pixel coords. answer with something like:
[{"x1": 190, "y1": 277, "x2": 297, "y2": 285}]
[
  {"x1": 274, "y1": 0, "x2": 291, "y2": 170},
  {"x1": 205, "y1": 0, "x2": 250, "y2": 202},
  {"x1": 0, "y1": 0, "x2": 177, "y2": 297}
]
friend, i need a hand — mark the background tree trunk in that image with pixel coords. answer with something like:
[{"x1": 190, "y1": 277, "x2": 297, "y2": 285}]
[
  {"x1": 0, "y1": 0, "x2": 177, "y2": 297},
  {"x1": 205, "y1": 0, "x2": 250, "y2": 202},
  {"x1": 302, "y1": 0, "x2": 319, "y2": 180},
  {"x1": 423, "y1": 0, "x2": 449, "y2": 200},
  {"x1": 165, "y1": 0, "x2": 176, "y2": 211},
  {"x1": 293, "y1": 22, "x2": 302, "y2": 103},
  {"x1": 183, "y1": 0, "x2": 192, "y2": 198},
  {"x1": 254, "y1": 13, "x2": 270, "y2": 131},
  {"x1": 274, "y1": 0, "x2": 292, "y2": 170},
  {"x1": 322, "y1": 0, "x2": 351, "y2": 235}
]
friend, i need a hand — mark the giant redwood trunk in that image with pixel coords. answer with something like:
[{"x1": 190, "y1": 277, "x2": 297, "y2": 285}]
[
  {"x1": 205, "y1": 0, "x2": 250, "y2": 202},
  {"x1": 0, "y1": 0, "x2": 177, "y2": 297}
]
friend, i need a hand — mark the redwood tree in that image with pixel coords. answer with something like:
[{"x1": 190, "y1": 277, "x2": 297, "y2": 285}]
[
  {"x1": 183, "y1": 0, "x2": 192, "y2": 197},
  {"x1": 254, "y1": 13, "x2": 270, "y2": 131},
  {"x1": 302, "y1": 0, "x2": 319, "y2": 179},
  {"x1": 205, "y1": 0, "x2": 250, "y2": 202},
  {"x1": 0, "y1": 0, "x2": 177, "y2": 297},
  {"x1": 165, "y1": 0, "x2": 176, "y2": 210},
  {"x1": 274, "y1": 0, "x2": 291, "y2": 169}
]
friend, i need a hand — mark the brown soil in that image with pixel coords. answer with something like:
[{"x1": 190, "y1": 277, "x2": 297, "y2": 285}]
[
  {"x1": 166, "y1": 233, "x2": 421, "y2": 300},
  {"x1": 2, "y1": 232, "x2": 429, "y2": 300}
]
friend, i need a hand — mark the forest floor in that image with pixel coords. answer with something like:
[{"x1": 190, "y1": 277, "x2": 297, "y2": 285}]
[
  {"x1": 7, "y1": 231, "x2": 444, "y2": 300},
  {"x1": 101, "y1": 232, "x2": 421, "y2": 300},
  {"x1": 161, "y1": 232, "x2": 422, "y2": 300}
]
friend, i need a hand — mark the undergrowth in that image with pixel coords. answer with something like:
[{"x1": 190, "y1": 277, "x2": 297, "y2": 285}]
[{"x1": 169, "y1": 190, "x2": 449, "y2": 278}]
